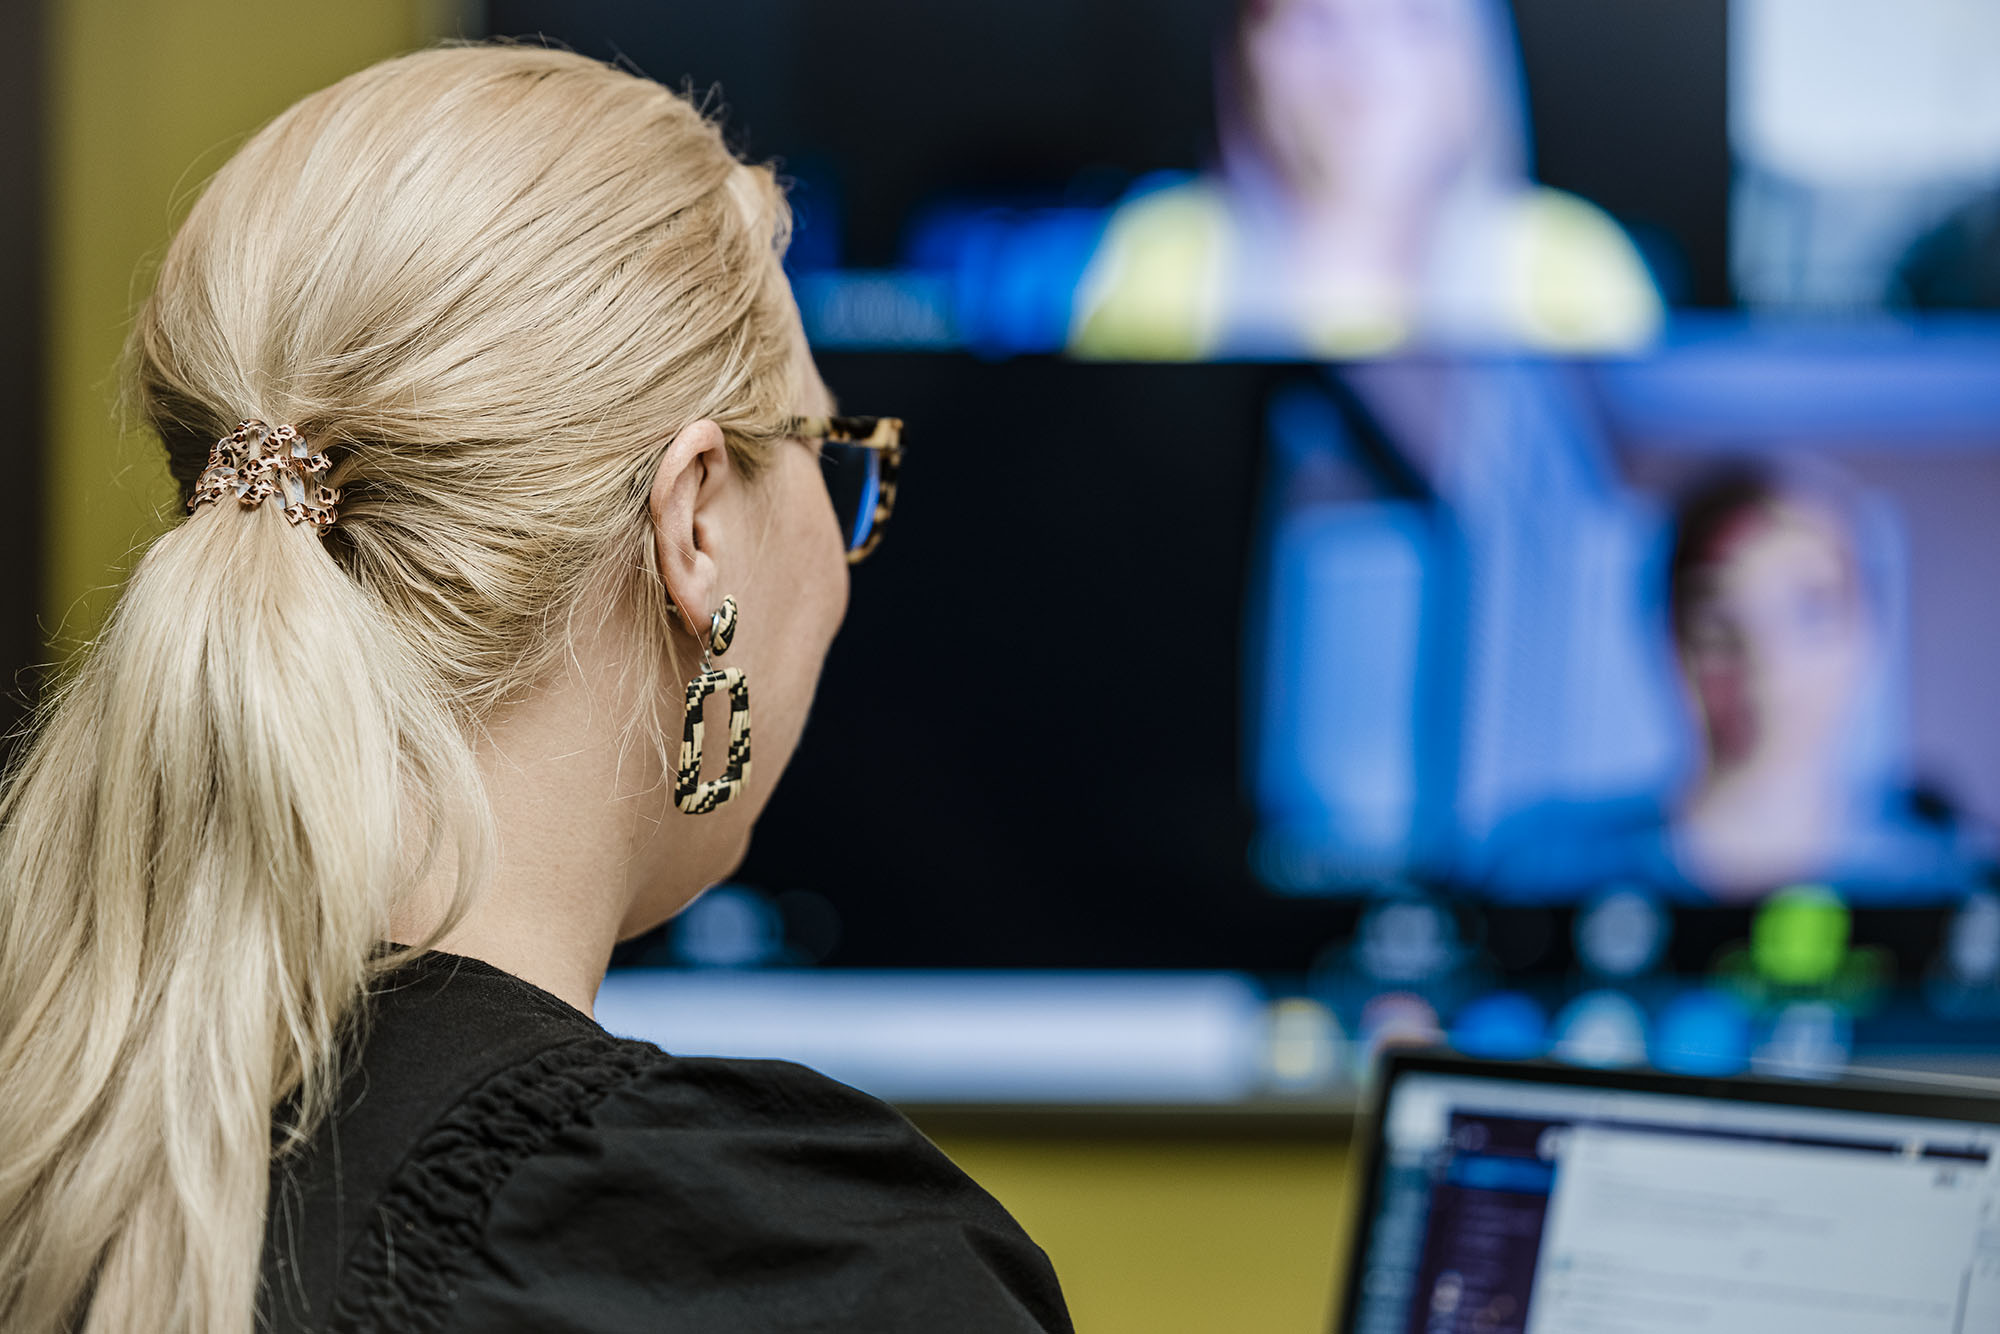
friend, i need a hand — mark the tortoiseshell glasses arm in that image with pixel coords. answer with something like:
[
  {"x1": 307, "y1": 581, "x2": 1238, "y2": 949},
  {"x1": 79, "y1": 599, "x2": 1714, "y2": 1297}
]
[{"x1": 783, "y1": 414, "x2": 904, "y2": 564}]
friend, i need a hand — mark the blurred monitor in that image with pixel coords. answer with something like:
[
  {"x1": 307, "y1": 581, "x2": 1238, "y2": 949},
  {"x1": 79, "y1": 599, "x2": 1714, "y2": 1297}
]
[
  {"x1": 588, "y1": 339, "x2": 2000, "y2": 1104},
  {"x1": 487, "y1": 0, "x2": 2000, "y2": 1103}
]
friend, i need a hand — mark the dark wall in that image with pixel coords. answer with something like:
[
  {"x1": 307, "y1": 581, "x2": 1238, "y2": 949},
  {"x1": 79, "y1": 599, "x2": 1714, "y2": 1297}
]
[{"x1": 1, "y1": 0, "x2": 46, "y2": 743}]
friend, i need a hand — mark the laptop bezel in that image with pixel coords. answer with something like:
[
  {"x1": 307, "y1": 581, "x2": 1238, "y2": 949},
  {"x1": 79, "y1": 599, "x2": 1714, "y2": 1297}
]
[{"x1": 1331, "y1": 1049, "x2": 2000, "y2": 1333}]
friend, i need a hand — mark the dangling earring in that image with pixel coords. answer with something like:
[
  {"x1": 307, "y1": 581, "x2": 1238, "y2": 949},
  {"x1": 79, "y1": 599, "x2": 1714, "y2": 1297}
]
[{"x1": 675, "y1": 595, "x2": 751, "y2": 814}]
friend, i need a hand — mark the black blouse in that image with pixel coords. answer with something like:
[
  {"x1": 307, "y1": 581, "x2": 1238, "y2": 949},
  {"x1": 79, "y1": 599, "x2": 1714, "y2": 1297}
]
[{"x1": 258, "y1": 952, "x2": 1073, "y2": 1333}]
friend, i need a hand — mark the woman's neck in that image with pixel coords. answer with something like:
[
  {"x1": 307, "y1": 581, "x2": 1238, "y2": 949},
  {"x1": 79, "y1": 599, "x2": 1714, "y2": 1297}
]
[{"x1": 390, "y1": 633, "x2": 689, "y2": 1017}]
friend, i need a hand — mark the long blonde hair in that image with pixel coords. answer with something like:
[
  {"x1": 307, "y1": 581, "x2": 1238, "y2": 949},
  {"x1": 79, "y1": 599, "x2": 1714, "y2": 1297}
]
[{"x1": 0, "y1": 45, "x2": 795, "y2": 1332}]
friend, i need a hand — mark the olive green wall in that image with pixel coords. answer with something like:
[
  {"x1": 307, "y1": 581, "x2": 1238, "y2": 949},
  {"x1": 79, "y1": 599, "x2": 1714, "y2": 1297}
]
[
  {"x1": 934, "y1": 1135, "x2": 1355, "y2": 1333},
  {"x1": 44, "y1": 0, "x2": 454, "y2": 640},
  {"x1": 44, "y1": 6, "x2": 1357, "y2": 1329}
]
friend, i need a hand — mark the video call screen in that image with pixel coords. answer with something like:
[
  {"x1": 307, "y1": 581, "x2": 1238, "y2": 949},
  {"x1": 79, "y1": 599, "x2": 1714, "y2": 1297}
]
[
  {"x1": 502, "y1": 0, "x2": 2000, "y2": 1080},
  {"x1": 1248, "y1": 345, "x2": 2000, "y2": 907}
]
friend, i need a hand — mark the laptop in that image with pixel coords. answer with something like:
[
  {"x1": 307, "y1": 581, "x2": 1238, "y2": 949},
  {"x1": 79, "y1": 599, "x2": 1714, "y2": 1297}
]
[{"x1": 1335, "y1": 1051, "x2": 2000, "y2": 1334}]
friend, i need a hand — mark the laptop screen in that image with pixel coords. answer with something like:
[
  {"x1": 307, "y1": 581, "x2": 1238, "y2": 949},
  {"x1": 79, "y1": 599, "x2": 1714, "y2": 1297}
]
[{"x1": 1342, "y1": 1058, "x2": 2000, "y2": 1334}]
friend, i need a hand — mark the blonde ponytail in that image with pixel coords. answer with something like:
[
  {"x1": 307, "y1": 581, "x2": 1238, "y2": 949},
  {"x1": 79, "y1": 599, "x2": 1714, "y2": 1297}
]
[
  {"x1": 0, "y1": 491, "x2": 485, "y2": 1331},
  {"x1": 0, "y1": 44, "x2": 796, "y2": 1332}
]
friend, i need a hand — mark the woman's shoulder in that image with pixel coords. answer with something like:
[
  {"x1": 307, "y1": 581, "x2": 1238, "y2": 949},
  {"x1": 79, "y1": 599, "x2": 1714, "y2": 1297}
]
[
  {"x1": 442, "y1": 1052, "x2": 1074, "y2": 1332},
  {"x1": 272, "y1": 956, "x2": 1071, "y2": 1333},
  {"x1": 262, "y1": 953, "x2": 638, "y2": 1330}
]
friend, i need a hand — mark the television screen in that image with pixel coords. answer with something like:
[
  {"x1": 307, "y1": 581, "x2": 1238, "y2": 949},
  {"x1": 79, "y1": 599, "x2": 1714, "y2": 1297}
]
[{"x1": 489, "y1": 0, "x2": 2000, "y2": 1103}]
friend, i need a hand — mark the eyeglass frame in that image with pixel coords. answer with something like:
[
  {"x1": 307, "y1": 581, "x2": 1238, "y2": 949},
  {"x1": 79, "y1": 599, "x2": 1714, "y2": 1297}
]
[{"x1": 783, "y1": 414, "x2": 904, "y2": 564}]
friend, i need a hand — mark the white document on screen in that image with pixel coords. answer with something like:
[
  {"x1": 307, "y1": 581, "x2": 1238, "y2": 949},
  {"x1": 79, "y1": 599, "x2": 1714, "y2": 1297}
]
[{"x1": 1522, "y1": 1125, "x2": 1993, "y2": 1334}]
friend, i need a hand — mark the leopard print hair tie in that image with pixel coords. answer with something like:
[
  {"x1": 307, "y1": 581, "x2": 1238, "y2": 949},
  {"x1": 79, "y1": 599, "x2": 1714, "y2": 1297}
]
[{"x1": 187, "y1": 419, "x2": 340, "y2": 536}]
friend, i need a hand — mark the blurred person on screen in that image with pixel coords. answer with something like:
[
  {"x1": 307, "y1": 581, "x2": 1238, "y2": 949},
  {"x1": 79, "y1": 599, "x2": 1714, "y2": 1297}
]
[
  {"x1": 1484, "y1": 462, "x2": 1981, "y2": 904},
  {"x1": 1069, "y1": 0, "x2": 1662, "y2": 359}
]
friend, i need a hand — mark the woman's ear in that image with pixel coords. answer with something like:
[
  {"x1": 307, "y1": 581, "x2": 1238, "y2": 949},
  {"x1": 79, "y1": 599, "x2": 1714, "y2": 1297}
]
[{"x1": 648, "y1": 419, "x2": 732, "y2": 625}]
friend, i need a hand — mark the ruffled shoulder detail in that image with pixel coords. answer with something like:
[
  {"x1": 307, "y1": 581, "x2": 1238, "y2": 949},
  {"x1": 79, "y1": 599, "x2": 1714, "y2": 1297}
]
[{"x1": 328, "y1": 1034, "x2": 657, "y2": 1334}]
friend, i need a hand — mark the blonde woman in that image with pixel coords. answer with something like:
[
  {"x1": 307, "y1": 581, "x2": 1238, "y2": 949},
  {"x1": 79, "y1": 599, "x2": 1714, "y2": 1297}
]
[{"x1": 0, "y1": 45, "x2": 1071, "y2": 1334}]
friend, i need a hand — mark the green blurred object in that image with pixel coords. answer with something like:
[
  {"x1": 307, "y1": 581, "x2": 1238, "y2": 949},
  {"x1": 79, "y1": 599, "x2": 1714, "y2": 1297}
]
[{"x1": 1751, "y1": 885, "x2": 1851, "y2": 988}]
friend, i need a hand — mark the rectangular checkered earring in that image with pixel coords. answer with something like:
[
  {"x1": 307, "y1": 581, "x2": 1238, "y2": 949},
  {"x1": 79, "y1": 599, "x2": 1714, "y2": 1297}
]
[{"x1": 675, "y1": 596, "x2": 750, "y2": 814}]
